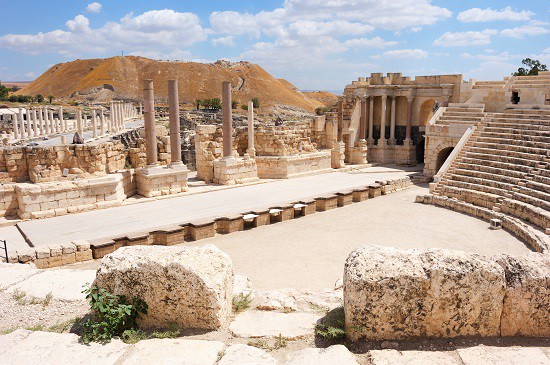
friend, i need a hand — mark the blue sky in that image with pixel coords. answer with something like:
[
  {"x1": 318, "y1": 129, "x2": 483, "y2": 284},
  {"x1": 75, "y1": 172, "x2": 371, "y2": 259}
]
[{"x1": 0, "y1": 0, "x2": 548, "y2": 91}]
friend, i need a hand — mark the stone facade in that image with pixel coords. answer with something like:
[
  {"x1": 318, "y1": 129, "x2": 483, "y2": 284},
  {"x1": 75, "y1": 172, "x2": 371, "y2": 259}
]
[{"x1": 255, "y1": 152, "x2": 331, "y2": 179}]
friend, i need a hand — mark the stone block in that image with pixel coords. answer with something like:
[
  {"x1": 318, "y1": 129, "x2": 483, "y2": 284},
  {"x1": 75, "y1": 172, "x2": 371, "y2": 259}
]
[
  {"x1": 61, "y1": 242, "x2": 76, "y2": 255},
  {"x1": 337, "y1": 191, "x2": 354, "y2": 206},
  {"x1": 368, "y1": 183, "x2": 382, "y2": 198},
  {"x1": 126, "y1": 231, "x2": 152, "y2": 246},
  {"x1": 72, "y1": 240, "x2": 90, "y2": 252},
  {"x1": 187, "y1": 220, "x2": 216, "y2": 241},
  {"x1": 75, "y1": 250, "x2": 93, "y2": 262},
  {"x1": 352, "y1": 188, "x2": 369, "y2": 202},
  {"x1": 216, "y1": 215, "x2": 244, "y2": 234},
  {"x1": 315, "y1": 194, "x2": 338, "y2": 212},
  {"x1": 344, "y1": 245, "x2": 505, "y2": 341},
  {"x1": 496, "y1": 253, "x2": 550, "y2": 337},
  {"x1": 90, "y1": 238, "x2": 116, "y2": 259},
  {"x1": 95, "y1": 245, "x2": 233, "y2": 330},
  {"x1": 250, "y1": 210, "x2": 270, "y2": 227},
  {"x1": 48, "y1": 244, "x2": 63, "y2": 257},
  {"x1": 152, "y1": 225, "x2": 185, "y2": 246}
]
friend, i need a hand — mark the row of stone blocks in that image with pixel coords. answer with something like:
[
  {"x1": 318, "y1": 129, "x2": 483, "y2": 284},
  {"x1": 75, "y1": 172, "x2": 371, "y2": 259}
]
[
  {"x1": 6, "y1": 240, "x2": 93, "y2": 269},
  {"x1": 416, "y1": 194, "x2": 549, "y2": 253},
  {"x1": 88, "y1": 177, "x2": 412, "y2": 261}
]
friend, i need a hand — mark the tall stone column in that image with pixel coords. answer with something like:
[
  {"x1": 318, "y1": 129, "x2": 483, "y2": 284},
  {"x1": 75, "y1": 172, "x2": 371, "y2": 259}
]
[
  {"x1": 247, "y1": 100, "x2": 255, "y2": 157},
  {"x1": 12, "y1": 109, "x2": 20, "y2": 139},
  {"x1": 359, "y1": 97, "x2": 367, "y2": 142},
  {"x1": 120, "y1": 101, "x2": 125, "y2": 130},
  {"x1": 389, "y1": 96, "x2": 397, "y2": 145},
  {"x1": 143, "y1": 79, "x2": 158, "y2": 165},
  {"x1": 405, "y1": 96, "x2": 414, "y2": 145},
  {"x1": 38, "y1": 107, "x2": 44, "y2": 136},
  {"x1": 100, "y1": 110, "x2": 105, "y2": 135},
  {"x1": 379, "y1": 95, "x2": 387, "y2": 146},
  {"x1": 26, "y1": 108, "x2": 32, "y2": 137},
  {"x1": 44, "y1": 107, "x2": 50, "y2": 134},
  {"x1": 59, "y1": 107, "x2": 64, "y2": 133},
  {"x1": 168, "y1": 79, "x2": 182, "y2": 164},
  {"x1": 367, "y1": 96, "x2": 374, "y2": 144},
  {"x1": 49, "y1": 110, "x2": 54, "y2": 134},
  {"x1": 31, "y1": 108, "x2": 38, "y2": 137},
  {"x1": 139, "y1": 103, "x2": 142, "y2": 115},
  {"x1": 337, "y1": 99, "x2": 343, "y2": 142},
  {"x1": 222, "y1": 81, "x2": 233, "y2": 158},
  {"x1": 77, "y1": 109, "x2": 83, "y2": 136},
  {"x1": 109, "y1": 101, "x2": 115, "y2": 132},
  {"x1": 18, "y1": 108, "x2": 26, "y2": 139},
  {"x1": 92, "y1": 110, "x2": 98, "y2": 138}
]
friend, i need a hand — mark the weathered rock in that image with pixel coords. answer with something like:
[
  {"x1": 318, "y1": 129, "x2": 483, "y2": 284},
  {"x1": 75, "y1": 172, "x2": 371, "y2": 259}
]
[
  {"x1": 233, "y1": 274, "x2": 252, "y2": 297},
  {"x1": 219, "y1": 344, "x2": 277, "y2": 365},
  {"x1": 121, "y1": 338, "x2": 225, "y2": 365},
  {"x1": 344, "y1": 245, "x2": 505, "y2": 341},
  {"x1": 457, "y1": 345, "x2": 550, "y2": 365},
  {"x1": 253, "y1": 288, "x2": 342, "y2": 312},
  {"x1": 369, "y1": 349, "x2": 462, "y2": 365},
  {"x1": 0, "y1": 263, "x2": 39, "y2": 290},
  {"x1": 229, "y1": 310, "x2": 321, "y2": 339},
  {"x1": 496, "y1": 253, "x2": 550, "y2": 337},
  {"x1": 94, "y1": 245, "x2": 233, "y2": 330},
  {"x1": 285, "y1": 345, "x2": 359, "y2": 365}
]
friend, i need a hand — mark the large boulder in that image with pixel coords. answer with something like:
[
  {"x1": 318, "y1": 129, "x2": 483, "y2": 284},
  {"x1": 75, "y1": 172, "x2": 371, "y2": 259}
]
[
  {"x1": 344, "y1": 245, "x2": 505, "y2": 341},
  {"x1": 94, "y1": 245, "x2": 233, "y2": 330},
  {"x1": 496, "y1": 252, "x2": 550, "y2": 337}
]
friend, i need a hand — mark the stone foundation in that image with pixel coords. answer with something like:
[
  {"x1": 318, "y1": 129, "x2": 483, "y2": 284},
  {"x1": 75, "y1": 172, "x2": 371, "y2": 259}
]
[
  {"x1": 368, "y1": 144, "x2": 416, "y2": 165},
  {"x1": 213, "y1": 157, "x2": 258, "y2": 185},
  {"x1": 8, "y1": 240, "x2": 93, "y2": 268},
  {"x1": 255, "y1": 151, "x2": 332, "y2": 179},
  {"x1": 136, "y1": 164, "x2": 189, "y2": 198}
]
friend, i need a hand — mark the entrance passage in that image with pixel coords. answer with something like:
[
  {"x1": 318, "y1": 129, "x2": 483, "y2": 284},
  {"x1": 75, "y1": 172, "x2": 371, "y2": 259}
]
[{"x1": 436, "y1": 147, "x2": 454, "y2": 173}]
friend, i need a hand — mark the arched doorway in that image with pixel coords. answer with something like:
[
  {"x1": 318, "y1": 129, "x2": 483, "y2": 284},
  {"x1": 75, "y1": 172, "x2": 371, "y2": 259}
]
[
  {"x1": 435, "y1": 147, "x2": 454, "y2": 173},
  {"x1": 419, "y1": 99, "x2": 436, "y2": 126}
]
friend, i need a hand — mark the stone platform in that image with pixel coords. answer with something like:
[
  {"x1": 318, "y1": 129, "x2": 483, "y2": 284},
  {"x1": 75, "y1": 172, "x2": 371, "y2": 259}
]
[
  {"x1": 135, "y1": 164, "x2": 189, "y2": 198},
  {"x1": 255, "y1": 151, "x2": 332, "y2": 179}
]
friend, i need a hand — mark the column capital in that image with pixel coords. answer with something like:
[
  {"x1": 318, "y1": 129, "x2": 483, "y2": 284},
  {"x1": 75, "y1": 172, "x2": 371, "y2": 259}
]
[{"x1": 381, "y1": 94, "x2": 388, "y2": 101}]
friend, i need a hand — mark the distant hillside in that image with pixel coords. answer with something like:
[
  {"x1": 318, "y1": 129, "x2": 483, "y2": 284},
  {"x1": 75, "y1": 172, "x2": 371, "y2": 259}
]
[
  {"x1": 303, "y1": 91, "x2": 339, "y2": 107},
  {"x1": 17, "y1": 56, "x2": 324, "y2": 111}
]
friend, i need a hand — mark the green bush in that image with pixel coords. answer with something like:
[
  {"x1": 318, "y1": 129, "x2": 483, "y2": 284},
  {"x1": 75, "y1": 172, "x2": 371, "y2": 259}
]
[
  {"x1": 315, "y1": 307, "x2": 346, "y2": 340},
  {"x1": 251, "y1": 97, "x2": 260, "y2": 109},
  {"x1": 81, "y1": 286, "x2": 148, "y2": 344}
]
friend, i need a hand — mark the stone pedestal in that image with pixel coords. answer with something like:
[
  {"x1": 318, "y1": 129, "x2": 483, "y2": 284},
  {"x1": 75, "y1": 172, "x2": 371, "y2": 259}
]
[
  {"x1": 331, "y1": 142, "x2": 345, "y2": 169},
  {"x1": 213, "y1": 156, "x2": 259, "y2": 185},
  {"x1": 255, "y1": 151, "x2": 332, "y2": 179},
  {"x1": 349, "y1": 140, "x2": 368, "y2": 165},
  {"x1": 136, "y1": 165, "x2": 189, "y2": 198}
]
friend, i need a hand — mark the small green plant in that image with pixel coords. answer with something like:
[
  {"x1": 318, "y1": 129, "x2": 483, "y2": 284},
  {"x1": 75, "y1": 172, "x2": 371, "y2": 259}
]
[
  {"x1": 81, "y1": 286, "x2": 148, "y2": 344},
  {"x1": 42, "y1": 292, "x2": 53, "y2": 308},
  {"x1": 273, "y1": 334, "x2": 288, "y2": 349},
  {"x1": 0, "y1": 327, "x2": 17, "y2": 335},
  {"x1": 247, "y1": 339, "x2": 270, "y2": 350},
  {"x1": 315, "y1": 307, "x2": 346, "y2": 341},
  {"x1": 121, "y1": 328, "x2": 148, "y2": 344},
  {"x1": 151, "y1": 329, "x2": 181, "y2": 339},
  {"x1": 47, "y1": 317, "x2": 81, "y2": 333},
  {"x1": 12, "y1": 289, "x2": 28, "y2": 305},
  {"x1": 25, "y1": 323, "x2": 45, "y2": 331},
  {"x1": 232, "y1": 292, "x2": 252, "y2": 313}
]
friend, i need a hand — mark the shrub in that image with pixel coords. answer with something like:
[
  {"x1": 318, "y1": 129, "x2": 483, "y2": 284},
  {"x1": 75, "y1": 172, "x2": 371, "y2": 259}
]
[
  {"x1": 231, "y1": 100, "x2": 239, "y2": 109},
  {"x1": 251, "y1": 97, "x2": 260, "y2": 109},
  {"x1": 81, "y1": 286, "x2": 148, "y2": 344},
  {"x1": 232, "y1": 292, "x2": 252, "y2": 313},
  {"x1": 241, "y1": 104, "x2": 248, "y2": 111},
  {"x1": 315, "y1": 306, "x2": 346, "y2": 341}
]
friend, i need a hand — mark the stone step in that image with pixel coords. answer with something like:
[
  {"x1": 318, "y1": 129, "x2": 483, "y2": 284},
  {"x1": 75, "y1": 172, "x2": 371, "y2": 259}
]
[
  {"x1": 475, "y1": 136, "x2": 550, "y2": 149},
  {"x1": 484, "y1": 122, "x2": 550, "y2": 132},
  {"x1": 492, "y1": 112, "x2": 550, "y2": 120},
  {"x1": 449, "y1": 173, "x2": 515, "y2": 192},
  {"x1": 453, "y1": 168, "x2": 520, "y2": 185},
  {"x1": 478, "y1": 130, "x2": 550, "y2": 142},
  {"x1": 463, "y1": 151, "x2": 541, "y2": 168},
  {"x1": 468, "y1": 144, "x2": 548, "y2": 159},
  {"x1": 445, "y1": 178, "x2": 509, "y2": 198},
  {"x1": 456, "y1": 161, "x2": 528, "y2": 178},
  {"x1": 443, "y1": 111, "x2": 486, "y2": 117},
  {"x1": 439, "y1": 116, "x2": 484, "y2": 122}
]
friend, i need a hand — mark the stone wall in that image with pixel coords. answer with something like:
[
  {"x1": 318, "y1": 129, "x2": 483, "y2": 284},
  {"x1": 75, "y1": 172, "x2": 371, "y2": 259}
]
[
  {"x1": 0, "y1": 142, "x2": 127, "y2": 184},
  {"x1": 255, "y1": 151, "x2": 332, "y2": 179},
  {"x1": 235, "y1": 123, "x2": 317, "y2": 156},
  {"x1": 344, "y1": 244, "x2": 549, "y2": 341}
]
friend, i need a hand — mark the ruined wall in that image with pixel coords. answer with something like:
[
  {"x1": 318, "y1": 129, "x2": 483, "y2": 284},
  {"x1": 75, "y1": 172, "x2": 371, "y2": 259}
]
[
  {"x1": 248, "y1": 124, "x2": 317, "y2": 156},
  {"x1": 0, "y1": 142, "x2": 127, "y2": 184}
]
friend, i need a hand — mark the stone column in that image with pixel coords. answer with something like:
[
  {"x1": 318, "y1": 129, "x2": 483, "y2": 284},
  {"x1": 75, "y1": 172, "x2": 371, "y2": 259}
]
[
  {"x1": 143, "y1": 79, "x2": 158, "y2": 165},
  {"x1": 359, "y1": 97, "x2": 367, "y2": 142},
  {"x1": 379, "y1": 95, "x2": 387, "y2": 146},
  {"x1": 25, "y1": 109, "x2": 31, "y2": 137},
  {"x1": 77, "y1": 109, "x2": 83, "y2": 136},
  {"x1": 222, "y1": 81, "x2": 233, "y2": 158},
  {"x1": 100, "y1": 110, "x2": 105, "y2": 135},
  {"x1": 367, "y1": 96, "x2": 374, "y2": 144},
  {"x1": 405, "y1": 96, "x2": 414, "y2": 145},
  {"x1": 139, "y1": 103, "x2": 143, "y2": 115},
  {"x1": 389, "y1": 96, "x2": 397, "y2": 145},
  {"x1": 44, "y1": 107, "x2": 50, "y2": 134},
  {"x1": 49, "y1": 110, "x2": 54, "y2": 134},
  {"x1": 337, "y1": 99, "x2": 343, "y2": 142},
  {"x1": 31, "y1": 108, "x2": 38, "y2": 137},
  {"x1": 12, "y1": 109, "x2": 20, "y2": 139},
  {"x1": 120, "y1": 101, "x2": 125, "y2": 130},
  {"x1": 19, "y1": 109, "x2": 26, "y2": 139},
  {"x1": 59, "y1": 107, "x2": 64, "y2": 133},
  {"x1": 38, "y1": 107, "x2": 44, "y2": 136},
  {"x1": 247, "y1": 100, "x2": 256, "y2": 157},
  {"x1": 168, "y1": 79, "x2": 183, "y2": 164},
  {"x1": 92, "y1": 110, "x2": 98, "y2": 138}
]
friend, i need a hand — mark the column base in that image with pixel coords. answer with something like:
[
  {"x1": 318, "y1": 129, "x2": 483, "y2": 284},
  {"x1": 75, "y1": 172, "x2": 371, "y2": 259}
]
[
  {"x1": 246, "y1": 147, "x2": 256, "y2": 158},
  {"x1": 367, "y1": 138, "x2": 375, "y2": 146},
  {"x1": 331, "y1": 142, "x2": 346, "y2": 169},
  {"x1": 388, "y1": 138, "x2": 396, "y2": 145},
  {"x1": 136, "y1": 165, "x2": 189, "y2": 198},
  {"x1": 213, "y1": 157, "x2": 259, "y2": 185}
]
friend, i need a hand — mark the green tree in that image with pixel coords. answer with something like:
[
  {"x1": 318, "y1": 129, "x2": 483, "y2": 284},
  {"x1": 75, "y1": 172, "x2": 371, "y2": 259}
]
[
  {"x1": 48, "y1": 95, "x2": 54, "y2": 103},
  {"x1": 8, "y1": 95, "x2": 17, "y2": 102},
  {"x1": 0, "y1": 83, "x2": 9, "y2": 100},
  {"x1": 513, "y1": 58, "x2": 548, "y2": 76},
  {"x1": 251, "y1": 97, "x2": 260, "y2": 109},
  {"x1": 195, "y1": 99, "x2": 202, "y2": 110},
  {"x1": 36, "y1": 94, "x2": 44, "y2": 103},
  {"x1": 211, "y1": 98, "x2": 221, "y2": 110},
  {"x1": 231, "y1": 100, "x2": 238, "y2": 109}
]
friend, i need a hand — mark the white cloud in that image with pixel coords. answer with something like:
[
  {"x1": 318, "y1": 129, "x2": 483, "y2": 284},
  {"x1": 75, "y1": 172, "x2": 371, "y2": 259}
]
[
  {"x1": 211, "y1": 36, "x2": 236, "y2": 47},
  {"x1": 0, "y1": 10, "x2": 207, "y2": 55},
  {"x1": 457, "y1": 7, "x2": 533, "y2": 22},
  {"x1": 433, "y1": 30, "x2": 497, "y2": 47},
  {"x1": 500, "y1": 26, "x2": 549, "y2": 39},
  {"x1": 85, "y1": 2, "x2": 102, "y2": 14},
  {"x1": 24, "y1": 72, "x2": 36, "y2": 79},
  {"x1": 372, "y1": 49, "x2": 428, "y2": 59}
]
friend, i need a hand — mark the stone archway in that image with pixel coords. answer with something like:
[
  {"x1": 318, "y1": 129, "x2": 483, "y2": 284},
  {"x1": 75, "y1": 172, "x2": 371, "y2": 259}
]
[
  {"x1": 435, "y1": 147, "x2": 454, "y2": 173},
  {"x1": 419, "y1": 99, "x2": 436, "y2": 126}
]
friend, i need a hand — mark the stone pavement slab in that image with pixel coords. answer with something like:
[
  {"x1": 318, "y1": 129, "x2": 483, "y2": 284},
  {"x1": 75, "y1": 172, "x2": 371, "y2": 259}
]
[
  {"x1": 219, "y1": 344, "x2": 277, "y2": 365},
  {"x1": 0, "y1": 330, "x2": 127, "y2": 365},
  {"x1": 284, "y1": 345, "x2": 359, "y2": 365},
  {"x1": 229, "y1": 311, "x2": 321, "y2": 339},
  {"x1": 0, "y1": 263, "x2": 40, "y2": 289},
  {"x1": 121, "y1": 338, "x2": 225, "y2": 365},
  {"x1": 12, "y1": 168, "x2": 415, "y2": 248},
  {"x1": 6, "y1": 269, "x2": 96, "y2": 301},
  {"x1": 369, "y1": 349, "x2": 462, "y2": 365},
  {"x1": 457, "y1": 345, "x2": 550, "y2": 365}
]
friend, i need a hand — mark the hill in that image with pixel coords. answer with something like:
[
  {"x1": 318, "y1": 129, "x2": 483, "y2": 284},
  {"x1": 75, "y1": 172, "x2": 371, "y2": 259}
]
[
  {"x1": 303, "y1": 91, "x2": 339, "y2": 107},
  {"x1": 17, "y1": 56, "x2": 324, "y2": 111}
]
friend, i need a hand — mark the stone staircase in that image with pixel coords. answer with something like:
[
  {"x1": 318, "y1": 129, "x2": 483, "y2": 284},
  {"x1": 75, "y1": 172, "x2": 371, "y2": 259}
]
[
  {"x1": 509, "y1": 71, "x2": 550, "y2": 89},
  {"x1": 431, "y1": 109, "x2": 550, "y2": 232},
  {"x1": 435, "y1": 105, "x2": 485, "y2": 125}
]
